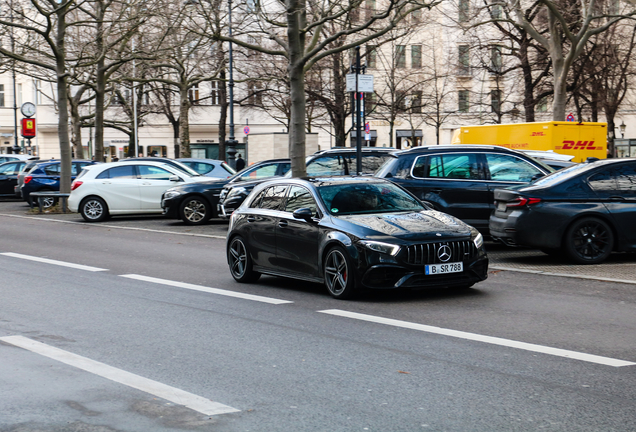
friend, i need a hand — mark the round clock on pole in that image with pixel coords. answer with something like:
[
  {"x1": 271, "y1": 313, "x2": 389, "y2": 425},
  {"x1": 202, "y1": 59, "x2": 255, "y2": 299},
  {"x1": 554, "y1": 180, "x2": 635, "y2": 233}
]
[{"x1": 21, "y1": 102, "x2": 36, "y2": 118}]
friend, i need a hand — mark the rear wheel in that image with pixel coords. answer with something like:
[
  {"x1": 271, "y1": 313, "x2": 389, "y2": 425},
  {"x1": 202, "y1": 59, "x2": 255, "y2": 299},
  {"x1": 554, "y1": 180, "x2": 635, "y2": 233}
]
[
  {"x1": 80, "y1": 197, "x2": 109, "y2": 222},
  {"x1": 227, "y1": 236, "x2": 260, "y2": 283},
  {"x1": 324, "y1": 246, "x2": 356, "y2": 300},
  {"x1": 180, "y1": 196, "x2": 211, "y2": 225},
  {"x1": 563, "y1": 217, "x2": 613, "y2": 264}
]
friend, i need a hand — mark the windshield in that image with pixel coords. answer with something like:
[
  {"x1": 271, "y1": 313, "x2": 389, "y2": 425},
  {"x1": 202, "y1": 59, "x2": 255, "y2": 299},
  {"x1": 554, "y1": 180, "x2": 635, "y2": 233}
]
[
  {"x1": 531, "y1": 162, "x2": 593, "y2": 187},
  {"x1": 317, "y1": 182, "x2": 425, "y2": 215}
]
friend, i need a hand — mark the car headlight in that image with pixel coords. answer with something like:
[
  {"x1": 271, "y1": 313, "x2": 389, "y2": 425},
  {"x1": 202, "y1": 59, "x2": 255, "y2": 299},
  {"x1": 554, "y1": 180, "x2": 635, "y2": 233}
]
[
  {"x1": 163, "y1": 190, "x2": 182, "y2": 200},
  {"x1": 226, "y1": 187, "x2": 247, "y2": 200},
  {"x1": 360, "y1": 240, "x2": 401, "y2": 256},
  {"x1": 472, "y1": 232, "x2": 484, "y2": 249}
]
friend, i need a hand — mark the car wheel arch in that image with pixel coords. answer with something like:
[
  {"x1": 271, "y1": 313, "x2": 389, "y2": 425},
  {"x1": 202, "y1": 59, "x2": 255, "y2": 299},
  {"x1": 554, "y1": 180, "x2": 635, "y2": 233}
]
[
  {"x1": 560, "y1": 212, "x2": 618, "y2": 251},
  {"x1": 319, "y1": 232, "x2": 358, "y2": 278},
  {"x1": 81, "y1": 195, "x2": 110, "y2": 212}
]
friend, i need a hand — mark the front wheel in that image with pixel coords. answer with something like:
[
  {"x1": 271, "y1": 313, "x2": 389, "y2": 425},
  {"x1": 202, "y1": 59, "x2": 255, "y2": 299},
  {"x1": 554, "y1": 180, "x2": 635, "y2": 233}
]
[
  {"x1": 80, "y1": 197, "x2": 109, "y2": 222},
  {"x1": 180, "y1": 196, "x2": 211, "y2": 225},
  {"x1": 227, "y1": 236, "x2": 260, "y2": 283},
  {"x1": 324, "y1": 246, "x2": 356, "y2": 300},
  {"x1": 563, "y1": 217, "x2": 613, "y2": 264}
]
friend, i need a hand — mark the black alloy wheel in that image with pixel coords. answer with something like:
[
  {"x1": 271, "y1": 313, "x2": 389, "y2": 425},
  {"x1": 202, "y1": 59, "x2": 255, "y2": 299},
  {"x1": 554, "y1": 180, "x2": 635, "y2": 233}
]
[
  {"x1": 180, "y1": 197, "x2": 211, "y2": 225},
  {"x1": 564, "y1": 217, "x2": 614, "y2": 264},
  {"x1": 227, "y1": 236, "x2": 260, "y2": 283},
  {"x1": 324, "y1": 246, "x2": 356, "y2": 299},
  {"x1": 80, "y1": 196, "x2": 109, "y2": 222}
]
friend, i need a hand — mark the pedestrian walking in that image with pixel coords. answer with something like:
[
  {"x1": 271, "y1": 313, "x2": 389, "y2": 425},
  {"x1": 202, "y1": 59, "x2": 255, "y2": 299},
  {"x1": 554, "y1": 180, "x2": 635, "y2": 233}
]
[{"x1": 236, "y1": 154, "x2": 246, "y2": 171}]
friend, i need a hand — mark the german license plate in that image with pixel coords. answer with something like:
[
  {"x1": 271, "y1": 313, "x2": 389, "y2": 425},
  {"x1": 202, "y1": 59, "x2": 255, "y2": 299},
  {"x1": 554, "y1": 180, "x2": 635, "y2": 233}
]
[{"x1": 425, "y1": 262, "x2": 463, "y2": 275}]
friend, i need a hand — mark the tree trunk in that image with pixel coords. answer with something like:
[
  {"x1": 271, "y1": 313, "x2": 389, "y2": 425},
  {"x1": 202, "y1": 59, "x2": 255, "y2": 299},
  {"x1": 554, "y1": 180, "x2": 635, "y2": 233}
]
[
  {"x1": 69, "y1": 96, "x2": 84, "y2": 159},
  {"x1": 178, "y1": 86, "x2": 191, "y2": 158},
  {"x1": 286, "y1": 0, "x2": 307, "y2": 177},
  {"x1": 95, "y1": 3, "x2": 105, "y2": 162},
  {"x1": 56, "y1": 10, "x2": 72, "y2": 194},
  {"x1": 552, "y1": 58, "x2": 567, "y2": 121},
  {"x1": 519, "y1": 39, "x2": 536, "y2": 123}
]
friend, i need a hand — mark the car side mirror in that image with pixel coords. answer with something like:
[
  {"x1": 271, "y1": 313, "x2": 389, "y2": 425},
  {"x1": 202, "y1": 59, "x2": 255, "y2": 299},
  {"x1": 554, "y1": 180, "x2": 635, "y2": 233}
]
[
  {"x1": 293, "y1": 207, "x2": 314, "y2": 221},
  {"x1": 169, "y1": 175, "x2": 181, "y2": 182},
  {"x1": 421, "y1": 200, "x2": 435, "y2": 210}
]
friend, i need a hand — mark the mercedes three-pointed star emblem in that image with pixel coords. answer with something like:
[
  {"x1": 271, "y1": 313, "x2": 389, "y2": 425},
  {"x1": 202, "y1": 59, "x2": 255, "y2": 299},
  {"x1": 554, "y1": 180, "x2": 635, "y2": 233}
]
[{"x1": 437, "y1": 245, "x2": 452, "y2": 262}]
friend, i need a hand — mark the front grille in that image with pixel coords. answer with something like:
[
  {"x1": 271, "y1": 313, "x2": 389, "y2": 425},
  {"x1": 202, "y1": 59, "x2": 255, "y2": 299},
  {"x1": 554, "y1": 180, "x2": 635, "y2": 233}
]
[{"x1": 405, "y1": 240, "x2": 477, "y2": 265}]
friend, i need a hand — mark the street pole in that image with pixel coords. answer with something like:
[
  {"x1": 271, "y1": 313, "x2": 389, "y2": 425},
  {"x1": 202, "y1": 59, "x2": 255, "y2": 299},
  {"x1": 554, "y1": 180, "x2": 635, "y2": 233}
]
[
  {"x1": 10, "y1": 0, "x2": 19, "y2": 154},
  {"x1": 132, "y1": 39, "x2": 139, "y2": 159},
  {"x1": 355, "y1": 46, "x2": 362, "y2": 175},
  {"x1": 225, "y1": 0, "x2": 237, "y2": 168}
]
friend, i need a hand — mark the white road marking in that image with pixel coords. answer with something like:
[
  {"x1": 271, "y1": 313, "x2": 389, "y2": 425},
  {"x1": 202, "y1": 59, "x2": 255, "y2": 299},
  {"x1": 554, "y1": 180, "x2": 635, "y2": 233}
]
[
  {"x1": 319, "y1": 309, "x2": 636, "y2": 368},
  {"x1": 0, "y1": 336, "x2": 239, "y2": 416},
  {"x1": 120, "y1": 274, "x2": 293, "y2": 305},
  {"x1": 0, "y1": 252, "x2": 108, "y2": 272},
  {"x1": 0, "y1": 214, "x2": 226, "y2": 239}
]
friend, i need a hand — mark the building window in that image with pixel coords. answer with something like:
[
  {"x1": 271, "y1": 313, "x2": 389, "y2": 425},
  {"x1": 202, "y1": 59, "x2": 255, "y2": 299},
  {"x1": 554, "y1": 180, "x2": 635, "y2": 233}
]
[
  {"x1": 458, "y1": 90, "x2": 469, "y2": 113},
  {"x1": 490, "y1": 45, "x2": 502, "y2": 73},
  {"x1": 210, "y1": 81, "x2": 221, "y2": 105},
  {"x1": 458, "y1": 45, "x2": 470, "y2": 75},
  {"x1": 411, "y1": 91, "x2": 422, "y2": 114},
  {"x1": 491, "y1": 4, "x2": 502, "y2": 19},
  {"x1": 396, "y1": 45, "x2": 406, "y2": 68},
  {"x1": 188, "y1": 84, "x2": 200, "y2": 105},
  {"x1": 411, "y1": 45, "x2": 422, "y2": 69},
  {"x1": 0, "y1": 84, "x2": 4, "y2": 107},
  {"x1": 364, "y1": 0, "x2": 376, "y2": 20},
  {"x1": 491, "y1": 90, "x2": 501, "y2": 113},
  {"x1": 459, "y1": 0, "x2": 470, "y2": 22},
  {"x1": 412, "y1": 8, "x2": 422, "y2": 22},
  {"x1": 248, "y1": 81, "x2": 262, "y2": 105},
  {"x1": 536, "y1": 97, "x2": 548, "y2": 113},
  {"x1": 366, "y1": 45, "x2": 377, "y2": 69}
]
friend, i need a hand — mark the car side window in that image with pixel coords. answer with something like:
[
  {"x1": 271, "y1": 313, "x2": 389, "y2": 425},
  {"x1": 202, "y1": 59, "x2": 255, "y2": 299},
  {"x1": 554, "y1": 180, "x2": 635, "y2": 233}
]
[
  {"x1": 248, "y1": 189, "x2": 266, "y2": 208},
  {"x1": 257, "y1": 185, "x2": 288, "y2": 210},
  {"x1": 485, "y1": 154, "x2": 542, "y2": 182},
  {"x1": 0, "y1": 163, "x2": 18, "y2": 175},
  {"x1": 284, "y1": 185, "x2": 318, "y2": 216},
  {"x1": 278, "y1": 163, "x2": 291, "y2": 176},
  {"x1": 306, "y1": 155, "x2": 349, "y2": 176},
  {"x1": 240, "y1": 164, "x2": 277, "y2": 181},
  {"x1": 427, "y1": 154, "x2": 481, "y2": 180},
  {"x1": 138, "y1": 165, "x2": 173, "y2": 180},
  {"x1": 96, "y1": 165, "x2": 137, "y2": 179},
  {"x1": 44, "y1": 164, "x2": 61, "y2": 175},
  {"x1": 611, "y1": 163, "x2": 636, "y2": 195},
  {"x1": 184, "y1": 162, "x2": 214, "y2": 175}
]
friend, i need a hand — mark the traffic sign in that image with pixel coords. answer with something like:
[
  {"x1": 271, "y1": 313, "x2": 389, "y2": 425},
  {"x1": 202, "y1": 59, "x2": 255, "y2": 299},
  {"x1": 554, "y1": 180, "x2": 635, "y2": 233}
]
[
  {"x1": 243, "y1": 126, "x2": 250, "y2": 135},
  {"x1": 566, "y1": 113, "x2": 575, "y2": 122},
  {"x1": 365, "y1": 122, "x2": 370, "y2": 134},
  {"x1": 346, "y1": 74, "x2": 374, "y2": 93}
]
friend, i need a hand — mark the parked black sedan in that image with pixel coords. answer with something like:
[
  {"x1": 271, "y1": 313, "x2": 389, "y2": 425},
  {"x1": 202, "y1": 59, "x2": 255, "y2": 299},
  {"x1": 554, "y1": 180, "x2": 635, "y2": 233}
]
[
  {"x1": 489, "y1": 158, "x2": 636, "y2": 264},
  {"x1": 226, "y1": 177, "x2": 488, "y2": 299},
  {"x1": 0, "y1": 160, "x2": 28, "y2": 197},
  {"x1": 161, "y1": 158, "x2": 291, "y2": 225}
]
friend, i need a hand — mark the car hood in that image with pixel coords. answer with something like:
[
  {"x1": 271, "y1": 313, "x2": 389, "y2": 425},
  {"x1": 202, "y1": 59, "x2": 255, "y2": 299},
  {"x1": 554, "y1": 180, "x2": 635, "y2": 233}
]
[{"x1": 334, "y1": 210, "x2": 473, "y2": 241}]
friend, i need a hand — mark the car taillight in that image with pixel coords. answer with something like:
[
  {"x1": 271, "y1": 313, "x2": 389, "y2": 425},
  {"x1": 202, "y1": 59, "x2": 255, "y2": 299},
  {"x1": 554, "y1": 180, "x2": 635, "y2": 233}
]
[
  {"x1": 506, "y1": 197, "x2": 542, "y2": 207},
  {"x1": 24, "y1": 176, "x2": 32, "y2": 184},
  {"x1": 71, "y1": 181, "x2": 83, "y2": 191}
]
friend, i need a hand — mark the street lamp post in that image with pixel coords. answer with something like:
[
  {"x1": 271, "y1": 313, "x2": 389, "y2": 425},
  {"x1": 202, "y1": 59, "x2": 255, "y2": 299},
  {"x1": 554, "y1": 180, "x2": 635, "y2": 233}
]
[
  {"x1": 225, "y1": 0, "x2": 238, "y2": 169},
  {"x1": 10, "y1": 0, "x2": 20, "y2": 154},
  {"x1": 620, "y1": 120, "x2": 626, "y2": 139}
]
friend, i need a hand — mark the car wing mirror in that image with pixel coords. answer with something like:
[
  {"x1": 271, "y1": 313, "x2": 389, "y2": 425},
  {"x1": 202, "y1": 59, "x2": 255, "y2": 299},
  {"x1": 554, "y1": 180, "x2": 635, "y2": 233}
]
[
  {"x1": 169, "y1": 175, "x2": 181, "y2": 182},
  {"x1": 293, "y1": 207, "x2": 314, "y2": 221},
  {"x1": 421, "y1": 200, "x2": 435, "y2": 210}
]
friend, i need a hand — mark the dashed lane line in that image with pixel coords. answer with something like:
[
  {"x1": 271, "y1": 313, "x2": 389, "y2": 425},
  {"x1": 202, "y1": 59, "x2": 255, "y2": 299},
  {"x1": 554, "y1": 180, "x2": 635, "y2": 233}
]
[
  {"x1": 319, "y1": 309, "x2": 636, "y2": 368},
  {"x1": 120, "y1": 274, "x2": 293, "y2": 305},
  {"x1": 0, "y1": 335, "x2": 240, "y2": 416},
  {"x1": 0, "y1": 252, "x2": 108, "y2": 272}
]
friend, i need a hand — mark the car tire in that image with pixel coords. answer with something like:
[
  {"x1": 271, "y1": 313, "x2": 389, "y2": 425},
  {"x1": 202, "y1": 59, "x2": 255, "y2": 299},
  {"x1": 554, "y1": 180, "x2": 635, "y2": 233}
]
[
  {"x1": 323, "y1": 246, "x2": 356, "y2": 300},
  {"x1": 227, "y1": 236, "x2": 261, "y2": 283},
  {"x1": 563, "y1": 217, "x2": 614, "y2": 264},
  {"x1": 80, "y1": 197, "x2": 109, "y2": 222},
  {"x1": 180, "y1": 196, "x2": 211, "y2": 225}
]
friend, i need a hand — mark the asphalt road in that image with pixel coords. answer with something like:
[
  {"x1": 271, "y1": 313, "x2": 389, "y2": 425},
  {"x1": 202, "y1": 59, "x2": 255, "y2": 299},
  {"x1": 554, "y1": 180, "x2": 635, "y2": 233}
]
[{"x1": 1, "y1": 199, "x2": 636, "y2": 431}]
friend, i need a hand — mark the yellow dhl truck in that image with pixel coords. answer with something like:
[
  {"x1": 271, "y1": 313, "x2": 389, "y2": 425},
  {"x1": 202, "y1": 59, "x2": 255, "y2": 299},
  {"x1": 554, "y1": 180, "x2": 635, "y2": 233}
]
[{"x1": 452, "y1": 121, "x2": 607, "y2": 163}]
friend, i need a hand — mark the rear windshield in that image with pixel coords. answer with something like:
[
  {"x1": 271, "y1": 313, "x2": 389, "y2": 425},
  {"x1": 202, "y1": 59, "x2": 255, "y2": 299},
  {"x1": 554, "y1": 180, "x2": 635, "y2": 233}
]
[{"x1": 532, "y1": 163, "x2": 594, "y2": 187}]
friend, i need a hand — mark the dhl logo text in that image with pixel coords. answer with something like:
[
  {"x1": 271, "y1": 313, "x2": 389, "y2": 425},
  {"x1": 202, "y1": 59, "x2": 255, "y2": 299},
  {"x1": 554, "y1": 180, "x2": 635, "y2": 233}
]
[
  {"x1": 531, "y1": 132, "x2": 545, "y2": 136},
  {"x1": 558, "y1": 140, "x2": 602, "y2": 150}
]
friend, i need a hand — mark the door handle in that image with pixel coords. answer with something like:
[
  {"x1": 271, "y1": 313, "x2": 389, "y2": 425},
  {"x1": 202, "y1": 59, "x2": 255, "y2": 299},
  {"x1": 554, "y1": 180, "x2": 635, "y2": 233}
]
[
  {"x1": 247, "y1": 216, "x2": 256, "y2": 223},
  {"x1": 278, "y1": 220, "x2": 288, "y2": 228}
]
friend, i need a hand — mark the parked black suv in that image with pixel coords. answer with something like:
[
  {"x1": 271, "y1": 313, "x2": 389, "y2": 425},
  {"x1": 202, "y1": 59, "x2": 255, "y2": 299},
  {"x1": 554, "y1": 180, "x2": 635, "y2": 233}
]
[
  {"x1": 375, "y1": 145, "x2": 553, "y2": 233},
  {"x1": 161, "y1": 158, "x2": 291, "y2": 225},
  {"x1": 217, "y1": 147, "x2": 395, "y2": 218}
]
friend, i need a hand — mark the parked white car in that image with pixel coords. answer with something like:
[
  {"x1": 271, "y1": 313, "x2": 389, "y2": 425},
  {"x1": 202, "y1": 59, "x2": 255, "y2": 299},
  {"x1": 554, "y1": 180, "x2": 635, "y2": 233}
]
[{"x1": 69, "y1": 160, "x2": 210, "y2": 222}]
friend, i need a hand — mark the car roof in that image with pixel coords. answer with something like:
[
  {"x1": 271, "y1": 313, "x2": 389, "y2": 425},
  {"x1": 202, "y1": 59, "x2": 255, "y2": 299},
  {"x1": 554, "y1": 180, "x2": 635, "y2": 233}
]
[
  {"x1": 396, "y1": 144, "x2": 527, "y2": 155},
  {"x1": 311, "y1": 147, "x2": 395, "y2": 156},
  {"x1": 259, "y1": 176, "x2": 390, "y2": 189},
  {"x1": 177, "y1": 158, "x2": 226, "y2": 163}
]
